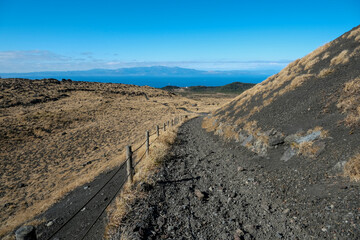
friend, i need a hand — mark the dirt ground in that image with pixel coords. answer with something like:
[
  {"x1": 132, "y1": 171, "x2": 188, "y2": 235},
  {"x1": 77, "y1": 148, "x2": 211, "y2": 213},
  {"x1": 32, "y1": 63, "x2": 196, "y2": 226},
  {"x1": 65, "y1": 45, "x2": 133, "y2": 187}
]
[
  {"x1": 118, "y1": 117, "x2": 360, "y2": 239},
  {"x1": 0, "y1": 78, "x2": 233, "y2": 238}
]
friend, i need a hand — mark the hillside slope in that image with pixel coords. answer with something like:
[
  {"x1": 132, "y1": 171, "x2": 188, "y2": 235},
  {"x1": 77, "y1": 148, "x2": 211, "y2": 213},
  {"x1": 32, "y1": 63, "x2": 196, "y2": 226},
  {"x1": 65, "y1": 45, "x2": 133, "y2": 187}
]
[
  {"x1": 204, "y1": 25, "x2": 360, "y2": 171},
  {"x1": 200, "y1": 26, "x2": 360, "y2": 236}
]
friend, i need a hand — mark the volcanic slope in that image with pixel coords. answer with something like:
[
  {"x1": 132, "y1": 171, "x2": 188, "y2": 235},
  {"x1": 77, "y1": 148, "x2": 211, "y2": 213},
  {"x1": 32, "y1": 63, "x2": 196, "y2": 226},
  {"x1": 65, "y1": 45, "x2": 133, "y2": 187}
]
[{"x1": 201, "y1": 26, "x2": 360, "y2": 237}]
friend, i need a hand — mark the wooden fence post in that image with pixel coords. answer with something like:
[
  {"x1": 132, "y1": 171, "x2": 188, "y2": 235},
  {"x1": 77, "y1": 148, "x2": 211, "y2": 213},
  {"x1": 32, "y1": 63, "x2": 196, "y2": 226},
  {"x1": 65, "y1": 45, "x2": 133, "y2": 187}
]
[
  {"x1": 167, "y1": 120, "x2": 170, "y2": 127},
  {"x1": 164, "y1": 122, "x2": 166, "y2": 131},
  {"x1": 171, "y1": 119, "x2": 174, "y2": 126},
  {"x1": 126, "y1": 146, "x2": 133, "y2": 183},
  {"x1": 156, "y1": 125, "x2": 159, "y2": 137},
  {"x1": 146, "y1": 130, "x2": 150, "y2": 156},
  {"x1": 15, "y1": 226, "x2": 37, "y2": 240}
]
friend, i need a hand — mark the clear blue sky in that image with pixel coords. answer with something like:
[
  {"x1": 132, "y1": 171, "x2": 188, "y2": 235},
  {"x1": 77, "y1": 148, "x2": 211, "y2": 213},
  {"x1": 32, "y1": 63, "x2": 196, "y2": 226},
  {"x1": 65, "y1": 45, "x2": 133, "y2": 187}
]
[{"x1": 0, "y1": 0, "x2": 359, "y2": 72}]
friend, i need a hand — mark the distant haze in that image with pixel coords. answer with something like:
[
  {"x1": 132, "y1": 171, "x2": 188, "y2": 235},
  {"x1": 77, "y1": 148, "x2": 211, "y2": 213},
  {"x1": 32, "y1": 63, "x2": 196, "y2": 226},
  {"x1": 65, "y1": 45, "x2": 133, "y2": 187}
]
[
  {"x1": 0, "y1": 66, "x2": 277, "y2": 78},
  {"x1": 0, "y1": 66, "x2": 273, "y2": 87}
]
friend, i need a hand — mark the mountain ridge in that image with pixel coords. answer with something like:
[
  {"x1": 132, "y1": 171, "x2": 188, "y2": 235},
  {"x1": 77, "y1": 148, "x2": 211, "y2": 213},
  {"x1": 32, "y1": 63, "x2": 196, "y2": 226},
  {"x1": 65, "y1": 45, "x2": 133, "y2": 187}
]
[{"x1": 0, "y1": 66, "x2": 277, "y2": 78}]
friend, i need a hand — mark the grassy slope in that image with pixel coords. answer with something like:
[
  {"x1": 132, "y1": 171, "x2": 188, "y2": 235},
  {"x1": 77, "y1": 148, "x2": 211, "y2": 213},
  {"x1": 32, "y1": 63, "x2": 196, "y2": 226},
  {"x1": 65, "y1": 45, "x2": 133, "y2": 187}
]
[{"x1": 0, "y1": 78, "x2": 231, "y2": 237}]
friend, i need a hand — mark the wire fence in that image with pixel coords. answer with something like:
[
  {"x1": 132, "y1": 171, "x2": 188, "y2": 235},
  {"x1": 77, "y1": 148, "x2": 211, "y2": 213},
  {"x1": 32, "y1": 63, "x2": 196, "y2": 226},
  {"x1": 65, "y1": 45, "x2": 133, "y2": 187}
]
[{"x1": 15, "y1": 115, "x2": 187, "y2": 240}]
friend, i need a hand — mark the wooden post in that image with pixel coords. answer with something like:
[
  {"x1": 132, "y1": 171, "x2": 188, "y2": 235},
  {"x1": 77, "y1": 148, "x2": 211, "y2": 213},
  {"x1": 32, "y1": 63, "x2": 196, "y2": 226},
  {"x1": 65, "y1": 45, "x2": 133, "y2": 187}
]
[
  {"x1": 167, "y1": 121, "x2": 170, "y2": 127},
  {"x1": 156, "y1": 125, "x2": 159, "y2": 137},
  {"x1": 15, "y1": 226, "x2": 37, "y2": 240},
  {"x1": 171, "y1": 119, "x2": 174, "y2": 126},
  {"x1": 164, "y1": 122, "x2": 166, "y2": 131},
  {"x1": 146, "y1": 130, "x2": 150, "y2": 156},
  {"x1": 126, "y1": 146, "x2": 133, "y2": 183}
]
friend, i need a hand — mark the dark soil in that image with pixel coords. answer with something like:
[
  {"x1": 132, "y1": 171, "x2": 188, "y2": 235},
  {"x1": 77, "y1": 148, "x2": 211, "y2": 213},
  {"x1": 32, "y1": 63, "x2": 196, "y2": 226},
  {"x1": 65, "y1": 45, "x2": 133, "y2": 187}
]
[
  {"x1": 119, "y1": 117, "x2": 360, "y2": 240},
  {"x1": 36, "y1": 164, "x2": 128, "y2": 240}
]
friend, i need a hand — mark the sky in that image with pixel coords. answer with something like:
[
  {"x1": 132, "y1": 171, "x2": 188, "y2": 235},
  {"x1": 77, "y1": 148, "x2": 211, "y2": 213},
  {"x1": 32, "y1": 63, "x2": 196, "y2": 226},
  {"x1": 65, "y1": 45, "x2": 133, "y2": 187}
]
[{"x1": 0, "y1": 0, "x2": 359, "y2": 73}]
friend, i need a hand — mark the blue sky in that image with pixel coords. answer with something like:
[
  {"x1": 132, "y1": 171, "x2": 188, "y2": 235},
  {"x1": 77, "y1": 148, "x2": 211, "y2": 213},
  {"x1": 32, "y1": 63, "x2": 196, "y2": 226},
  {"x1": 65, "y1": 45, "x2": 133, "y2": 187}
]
[{"x1": 0, "y1": 0, "x2": 359, "y2": 73}]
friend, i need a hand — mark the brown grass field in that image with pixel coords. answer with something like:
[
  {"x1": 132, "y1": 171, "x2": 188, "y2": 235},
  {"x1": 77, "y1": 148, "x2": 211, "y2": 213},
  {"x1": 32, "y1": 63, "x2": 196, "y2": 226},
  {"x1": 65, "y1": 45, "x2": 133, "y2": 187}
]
[{"x1": 0, "y1": 78, "x2": 233, "y2": 237}]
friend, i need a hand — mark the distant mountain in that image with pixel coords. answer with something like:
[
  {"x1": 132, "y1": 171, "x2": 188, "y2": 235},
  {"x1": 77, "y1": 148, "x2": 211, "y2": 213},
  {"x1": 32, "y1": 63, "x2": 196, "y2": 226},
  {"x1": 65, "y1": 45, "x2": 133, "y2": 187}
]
[{"x1": 0, "y1": 66, "x2": 277, "y2": 78}]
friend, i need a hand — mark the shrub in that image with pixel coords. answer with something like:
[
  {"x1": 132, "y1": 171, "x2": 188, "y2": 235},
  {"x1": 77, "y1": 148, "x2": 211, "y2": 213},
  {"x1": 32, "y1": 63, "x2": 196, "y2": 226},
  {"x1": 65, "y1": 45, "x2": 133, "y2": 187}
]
[{"x1": 344, "y1": 154, "x2": 360, "y2": 182}]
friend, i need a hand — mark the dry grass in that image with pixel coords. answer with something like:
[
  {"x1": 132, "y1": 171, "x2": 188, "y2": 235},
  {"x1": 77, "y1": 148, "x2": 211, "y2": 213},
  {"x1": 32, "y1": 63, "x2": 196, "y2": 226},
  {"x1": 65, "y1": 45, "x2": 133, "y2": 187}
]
[
  {"x1": 304, "y1": 57, "x2": 320, "y2": 71},
  {"x1": 104, "y1": 117, "x2": 191, "y2": 239},
  {"x1": 292, "y1": 126, "x2": 328, "y2": 158},
  {"x1": 337, "y1": 78, "x2": 360, "y2": 127},
  {"x1": 318, "y1": 67, "x2": 334, "y2": 78},
  {"x1": 202, "y1": 117, "x2": 220, "y2": 132},
  {"x1": 223, "y1": 125, "x2": 237, "y2": 140},
  {"x1": 0, "y1": 79, "x2": 230, "y2": 238},
  {"x1": 297, "y1": 141, "x2": 321, "y2": 157},
  {"x1": 344, "y1": 153, "x2": 360, "y2": 182},
  {"x1": 312, "y1": 126, "x2": 329, "y2": 138},
  {"x1": 347, "y1": 27, "x2": 360, "y2": 40},
  {"x1": 322, "y1": 52, "x2": 330, "y2": 60},
  {"x1": 330, "y1": 50, "x2": 350, "y2": 66}
]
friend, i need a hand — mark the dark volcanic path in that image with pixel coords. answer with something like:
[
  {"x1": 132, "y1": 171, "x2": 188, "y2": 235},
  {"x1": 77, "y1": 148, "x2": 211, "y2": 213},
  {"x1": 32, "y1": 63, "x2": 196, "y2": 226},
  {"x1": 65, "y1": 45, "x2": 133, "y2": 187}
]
[
  {"x1": 120, "y1": 117, "x2": 308, "y2": 239},
  {"x1": 119, "y1": 117, "x2": 360, "y2": 240}
]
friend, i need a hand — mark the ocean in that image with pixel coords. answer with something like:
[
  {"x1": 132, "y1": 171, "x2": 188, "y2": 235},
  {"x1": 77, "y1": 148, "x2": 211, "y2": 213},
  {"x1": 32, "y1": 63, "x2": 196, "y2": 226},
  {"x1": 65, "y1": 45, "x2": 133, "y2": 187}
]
[{"x1": 25, "y1": 75, "x2": 269, "y2": 88}]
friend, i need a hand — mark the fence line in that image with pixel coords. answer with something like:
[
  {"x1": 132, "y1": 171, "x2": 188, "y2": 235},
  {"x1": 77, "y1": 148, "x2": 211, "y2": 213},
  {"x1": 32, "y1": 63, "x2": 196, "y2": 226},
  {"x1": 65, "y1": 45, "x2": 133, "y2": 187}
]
[{"x1": 15, "y1": 115, "x2": 187, "y2": 240}]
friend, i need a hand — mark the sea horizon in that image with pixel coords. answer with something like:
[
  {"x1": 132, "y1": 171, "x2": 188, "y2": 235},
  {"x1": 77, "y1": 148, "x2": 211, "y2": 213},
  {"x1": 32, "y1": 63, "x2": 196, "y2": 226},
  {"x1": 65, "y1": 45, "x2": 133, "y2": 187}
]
[{"x1": 4, "y1": 75, "x2": 269, "y2": 88}]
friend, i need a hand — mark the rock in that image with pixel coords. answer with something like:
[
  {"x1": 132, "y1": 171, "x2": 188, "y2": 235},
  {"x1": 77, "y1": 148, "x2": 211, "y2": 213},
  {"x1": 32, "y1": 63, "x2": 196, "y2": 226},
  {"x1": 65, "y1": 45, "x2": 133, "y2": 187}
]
[
  {"x1": 325, "y1": 205, "x2": 334, "y2": 211},
  {"x1": 241, "y1": 135, "x2": 254, "y2": 147},
  {"x1": 234, "y1": 229, "x2": 245, "y2": 240},
  {"x1": 243, "y1": 224, "x2": 256, "y2": 234},
  {"x1": 18, "y1": 183, "x2": 27, "y2": 188},
  {"x1": 237, "y1": 166, "x2": 246, "y2": 171},
  {"x1": 282, "y1": 208, "x2": 290, "y2": 214},
  {"x1": 333, "y1": 161, "x2": 347, "y2": 172},
  {"x1": 247, "y1": 177, "x2": 255, "y2": 182},
  {"x1": 268, "y1": 132, "x2": 285, "y2": 146},
  {"x1": 280, "y1": 148, "x2": 296, "y2": 161},
  {"x1": 194, "y1": 189, "x2": 206, "y2": 201},
  {"x1": 276, "y1": 232, "x2": 284, "y2": 239},
  {"x1": 157, "y1": 216, "x2": 166, "y2": 228},
  {"x1": 284, "y1": 134, "x2": 298, "y2": 144},
  {"x1": 4, "y1": 202, "x2": 14, "y2": 208},
  {"x1": 244, "y1": 233, "x2": 253, "y2": 240},
  {"x1": 82, "y1": 161, "x2": 92, "y2": 167},
  {"x1": 15, "y1": 226, "x2": 36, "y2": 240},
  {"x1": 285, "y1": 131, "x2": 322, "y2": 146},
  {"x1": 138, "y1": 182, "x2": 153, "y2": 192},
  {"x1": 295, "y1": 131, "x2": 321, "y2": 144}
]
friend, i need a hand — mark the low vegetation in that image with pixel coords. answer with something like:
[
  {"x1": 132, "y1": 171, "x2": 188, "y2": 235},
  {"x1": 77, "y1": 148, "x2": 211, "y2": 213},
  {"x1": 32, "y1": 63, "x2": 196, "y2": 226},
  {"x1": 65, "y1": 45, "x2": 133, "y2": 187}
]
[
  {"x1": 104, "y1": 117, "x2": 191, "y2": 239},
  {"x1": 162, "y1": 82, "x2": 255, "y2": 97},
  {"x1": 344, "y1": 153, "x2": 360, "y2": 182},
  {"x1": 0, "y1": 78, "x2": 231, "y2": 238},
  {"x1": 337, "y1": 77, "x2": 360, "y2": 127}
]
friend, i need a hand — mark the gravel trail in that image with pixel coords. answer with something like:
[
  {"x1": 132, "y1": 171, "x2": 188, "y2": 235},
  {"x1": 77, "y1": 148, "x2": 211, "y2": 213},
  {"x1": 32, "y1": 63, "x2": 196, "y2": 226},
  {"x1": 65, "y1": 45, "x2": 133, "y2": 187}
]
[{"x1": 119, "y1": 117, "x2": 316, "y2": 239}]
